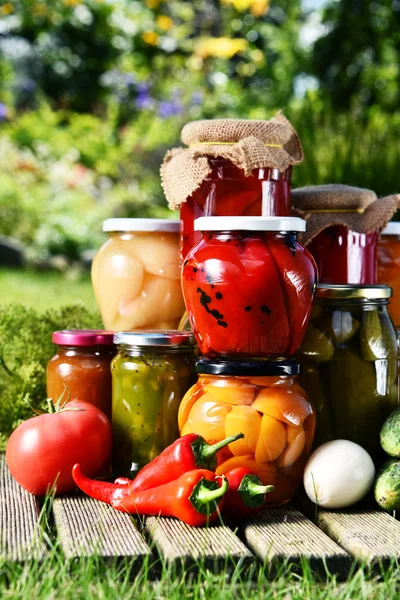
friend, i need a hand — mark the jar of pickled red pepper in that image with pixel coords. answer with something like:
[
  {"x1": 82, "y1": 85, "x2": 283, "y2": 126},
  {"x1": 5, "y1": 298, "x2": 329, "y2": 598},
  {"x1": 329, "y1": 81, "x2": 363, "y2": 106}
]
[
  {"x1": 378, "y1": 222, "x2": 400, "y2": 327},
  {"x1": 111, "y1": 331, "x2": 196, "y2": 477},
  {"x1": 91, "y1": 219, "x2": 185, "y2": 331},
  {"x1": 182, "y1": 216, "x2": 317, "y2": 357},
  {"x1": 179, "y1": 359, "x2": 315, "y2": 506},
  {"x1": 297, "y1": 285, "x2": 399, "y2": 463},
  {"x1": 47, "y1": 330, "x2": 115, "y2": 421},
  {"x1": 180, "y1": 158, "x2": 292, "y2": 262}
]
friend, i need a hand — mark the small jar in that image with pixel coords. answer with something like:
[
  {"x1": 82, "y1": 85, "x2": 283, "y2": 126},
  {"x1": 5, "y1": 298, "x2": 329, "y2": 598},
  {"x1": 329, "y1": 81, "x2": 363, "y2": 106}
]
[
  {"x1": 179, "y1": 359, "x2": 315, "y2": 507},
  {"x1": 47, "y1": 330, "x2": 115, "y2": 420},
  {"x1": 111, "y1": 330, "x2": 196, "y2": 477},
  {"x1": 297, "y1": 284, "x2": 399, "y2": 463},
  {"x1": 182, "y1": 216, "x2": 317, "y2": 357},
  {"x1": 181, "y1": 158, "x2": 292, "y2": 261},
  {"x1": 378, "y1": 222, "x2": 400, "y2": 327},
  {"x1": 91, "y1": 219, "x2": 185, "y2": 331},
  {"x1": 307, "y1": 225, "x2": 378, "y2": 284}
]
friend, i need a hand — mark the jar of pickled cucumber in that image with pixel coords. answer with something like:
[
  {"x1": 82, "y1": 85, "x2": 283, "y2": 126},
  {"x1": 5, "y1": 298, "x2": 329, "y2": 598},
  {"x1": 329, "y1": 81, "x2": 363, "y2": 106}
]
[
  {"x1": 297, "y1": 284, "x2": 399, "y2": 463},
  {"x1": 92, "y1": 219, "x2": 185, "y2": 331},
  {"x1": 112, "y1": 331, "x2": 196, "y2": 477},
  {"x1": 178, "y1": 359, "x2": 315, "y2": 506}
]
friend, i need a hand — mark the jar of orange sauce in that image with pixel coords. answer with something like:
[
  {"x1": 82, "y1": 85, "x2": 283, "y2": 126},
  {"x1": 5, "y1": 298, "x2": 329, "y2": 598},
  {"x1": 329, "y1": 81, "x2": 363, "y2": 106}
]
[
  {"x1": 378, "y1": 222, "x2": 400, "y2": 327},
  {"x1": 178, "y1": 359, "x2": 315, "y2": 506},
  {"x1": 47, "y1": 330, "x2": 115, "y2": 420}
]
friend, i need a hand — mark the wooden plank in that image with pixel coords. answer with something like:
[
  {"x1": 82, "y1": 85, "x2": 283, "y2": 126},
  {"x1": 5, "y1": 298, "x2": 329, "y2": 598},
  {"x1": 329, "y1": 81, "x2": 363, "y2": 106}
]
[
  {"x1": 0, "y1": 456, "x2": 47, "y2": 561},
  {"x1": 240, "y1": 504, "x2": 351, "y2": 574},
  {"x1": 317, "y1": 509, "x2": 400, "y2": 563},
  {"x1": 145, "y1": 516, "x2": 254, "y2": 571},
  {"x1": 53, "y1": 494, "x2": 151, "y2": 563}
]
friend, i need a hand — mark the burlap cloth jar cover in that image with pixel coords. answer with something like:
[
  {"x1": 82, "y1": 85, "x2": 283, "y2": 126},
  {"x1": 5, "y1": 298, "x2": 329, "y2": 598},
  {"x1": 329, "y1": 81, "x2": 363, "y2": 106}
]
[
  {"x1": 161, "y1": 113, "x2": 304, "y2": 210},
  {"x1": 292, "y1": 184, "x2": 400, "y2": 245}
]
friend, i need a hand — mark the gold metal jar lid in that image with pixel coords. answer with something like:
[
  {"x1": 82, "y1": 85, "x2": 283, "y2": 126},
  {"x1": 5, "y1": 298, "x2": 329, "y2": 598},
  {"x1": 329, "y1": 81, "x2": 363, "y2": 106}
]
[{"x1": 316, "y1": 284, "x2": 392, "y2": 300}]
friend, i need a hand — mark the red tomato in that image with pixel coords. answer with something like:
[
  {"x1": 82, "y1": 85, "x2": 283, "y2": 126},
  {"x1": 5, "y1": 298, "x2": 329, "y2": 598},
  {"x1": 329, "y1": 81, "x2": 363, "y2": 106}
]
[{"x1": 6, "y1": 402, "x2": 112, "y2": 496}]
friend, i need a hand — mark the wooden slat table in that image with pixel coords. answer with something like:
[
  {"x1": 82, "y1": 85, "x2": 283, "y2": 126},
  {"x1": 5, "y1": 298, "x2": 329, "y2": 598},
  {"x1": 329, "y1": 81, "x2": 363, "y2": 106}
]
[{"x1": 2, "y1": 456, "x2": 400, "y2": 575}]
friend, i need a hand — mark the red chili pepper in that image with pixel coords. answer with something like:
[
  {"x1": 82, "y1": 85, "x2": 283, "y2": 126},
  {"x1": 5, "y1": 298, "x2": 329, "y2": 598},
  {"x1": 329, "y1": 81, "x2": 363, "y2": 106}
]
[
  {"x1": 116, "y1": 432, "x2": 244, "y2": 492},
  {"x1": 73, "y1": 464, "x2": 228, "y2": 527},
  {"x1": 223, "y1": 467, "x2": 274, "y2": 517}
]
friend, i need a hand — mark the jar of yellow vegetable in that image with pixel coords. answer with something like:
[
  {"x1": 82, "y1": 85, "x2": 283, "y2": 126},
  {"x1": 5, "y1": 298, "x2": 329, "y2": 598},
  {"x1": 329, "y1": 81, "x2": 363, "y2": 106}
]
[
  {"x1": 179, "y1": 359, "x2": 315, "y2": 506},
  {"x1": 112, "y1": 330, "x2": 196, "y2": 477},
  {"x1": 92, "y1": 219, "x2": 185, "y2": 331}
]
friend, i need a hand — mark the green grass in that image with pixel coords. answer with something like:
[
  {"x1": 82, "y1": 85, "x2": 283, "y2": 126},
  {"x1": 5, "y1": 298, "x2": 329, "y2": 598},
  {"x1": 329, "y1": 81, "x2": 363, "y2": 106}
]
[{"x1": 0, "y1": 268, "x2": 98, "y2": 312}]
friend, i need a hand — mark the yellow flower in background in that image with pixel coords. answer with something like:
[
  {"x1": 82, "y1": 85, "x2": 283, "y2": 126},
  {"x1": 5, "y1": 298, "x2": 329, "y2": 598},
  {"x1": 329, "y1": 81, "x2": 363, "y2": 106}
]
[
  {"x1": 1, "y1": 2, "x2": 14, "y2": 15},
  {"x1": 220, "y1": 0, "x2": 269, "y2": 16},
  {"x1": 142, "y1": 31, "x2": 159, "y2": 46},
  {"x1": 64, "y1": 0, "x2": 82, "y2": 6},
  {"x1": 195, "y1": 37, "x2": 248, "y2": 60},
  {"x1": 156, "y1": 15, "x2": 174, "y2": 31},
  {"x1": 146, "y1": 0, "x2": 162, "y2": 8},
  {"x1": 33, "y1": 3, "x2": 48, "y2": 16}
]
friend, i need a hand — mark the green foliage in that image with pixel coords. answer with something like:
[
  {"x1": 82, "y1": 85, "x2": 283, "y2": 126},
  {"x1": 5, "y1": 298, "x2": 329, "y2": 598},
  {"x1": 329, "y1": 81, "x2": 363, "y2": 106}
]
[{"x1": 0, "y1": 303, "x2": 101, "y2": 448}]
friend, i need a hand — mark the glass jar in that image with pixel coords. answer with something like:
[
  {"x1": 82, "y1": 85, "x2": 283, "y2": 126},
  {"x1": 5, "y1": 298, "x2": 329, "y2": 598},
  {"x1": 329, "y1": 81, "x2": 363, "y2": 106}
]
[
  {"x1": 180, "y1": 158, "x2": 292, "y2": 261},
  {"x1": 378, "y1": 222, "x2": 400, "y2": 327},
  {"x1": 179, "y1": 359, "x2": 315, "y2": 506},
  {"x1": 307, "y1": 225, "x2": 377, "y2": 284},
  {"x1": 92, "y1": 219, "x2": 185, "y2": 331},
  {"x1": 182, "y1": 216, "x2": 317, "y2": 358},
  {"x1": 297, "y1": 285, "x2": 398, "y2": 463},
  {"x1": 47, "y1": 330, "x2": 115, "y2": 421},
  {"x1": 111, "y1": 330, "x2": 196, "y2": 477}
]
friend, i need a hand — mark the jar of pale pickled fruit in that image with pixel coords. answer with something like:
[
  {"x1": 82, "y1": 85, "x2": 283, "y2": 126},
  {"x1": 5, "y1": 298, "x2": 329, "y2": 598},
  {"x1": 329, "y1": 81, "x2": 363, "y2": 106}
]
[
  {"x1": 182, "y1": 216, "x2": 317, "y2": 357},
  {"x1": 112, "y1": 330, "x2": 196, "y2": 477},
  {"x1": 91, "y1": 219, "x2": 185, "y2": 331},
  {"x1": 179, "y1": 359, "x2": 315, "y2": 506},
  {"x1": 378, "y1": 222, "x2": 400, "y2": 327},
  {"x1": 297, "y1": 284, "x2": 399, "y2": 463}
]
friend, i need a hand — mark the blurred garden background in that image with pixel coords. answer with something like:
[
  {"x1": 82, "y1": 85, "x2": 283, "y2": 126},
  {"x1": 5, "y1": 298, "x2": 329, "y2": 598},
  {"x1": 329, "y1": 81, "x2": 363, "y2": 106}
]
[{"x1": 1, "y1": 0, "x2": 400, "y2": 305}]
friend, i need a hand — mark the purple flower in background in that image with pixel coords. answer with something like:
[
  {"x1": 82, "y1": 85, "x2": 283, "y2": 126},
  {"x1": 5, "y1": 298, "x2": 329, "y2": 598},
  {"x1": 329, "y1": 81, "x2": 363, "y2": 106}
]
[
  {"x1": 158, "y1": 100, "x2": 184, "y2": 118},
  {"x1": 135, "y1": 81, "x2": 154, "y2": 110},
  {"x1": 191, "y1": 91, "x2": 203, "y2": 106},
  {"x1": 123, "y1": 73, "x2": 136, "y2": 87},
  {"x1": 137, "y1": 81, "x2": 151, "y2": 94},
  {"x1": 0, "y1": 103, "x2": 8, "y2": 121}
]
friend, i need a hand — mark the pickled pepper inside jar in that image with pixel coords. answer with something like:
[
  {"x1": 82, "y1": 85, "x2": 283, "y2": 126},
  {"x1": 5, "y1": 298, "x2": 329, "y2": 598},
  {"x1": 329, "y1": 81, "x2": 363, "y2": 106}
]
[
  {"x1": 378, "y1": 222, "x2": 400, "y2": 327},
  {"x1": 111, "y1": 330, "x2": 196, "y2": 477},
  {"x1": 182, "y1": 216, "x2": 317, "y2": 357},
  {"x1": 179, "y1": 359, "x2": 315, "y2": 507},
  {"x1": 91, "y1": 219, "x2": 185, "y2": 332},
  {"x1": 297, "y1": 284, "x2": 399, "y2": 463},
  {"x1": 47, "y1": 330, "x2": 115, "y2": 421}
]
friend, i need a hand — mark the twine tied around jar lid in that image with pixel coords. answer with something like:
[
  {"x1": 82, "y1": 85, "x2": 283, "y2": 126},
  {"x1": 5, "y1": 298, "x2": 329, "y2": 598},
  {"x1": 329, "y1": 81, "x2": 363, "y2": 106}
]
[
  {"x1": 292, "y1": 184, "x2": 400, "y2": 245},
  {"x1": 161, "y1": 113, "x2": 304, "y2": 210}
]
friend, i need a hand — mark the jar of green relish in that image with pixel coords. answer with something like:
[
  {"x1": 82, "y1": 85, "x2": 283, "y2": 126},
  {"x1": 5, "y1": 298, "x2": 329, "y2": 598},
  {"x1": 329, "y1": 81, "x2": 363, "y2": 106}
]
[{"x1": 111, "y1": 330, "x2": 196, "y2": 477}]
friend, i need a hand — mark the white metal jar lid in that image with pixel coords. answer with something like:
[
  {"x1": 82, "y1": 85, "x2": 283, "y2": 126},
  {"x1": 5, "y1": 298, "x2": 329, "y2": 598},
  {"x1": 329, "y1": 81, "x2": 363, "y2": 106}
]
[
  {"x1": 382, "y1": 222, "x2": 400, "y2": 235},
  {"x1": 103, "y1": 218, "x2": 180, "y2": 233},
  {"x1": 194, "y1": 216, "x2": 306, "y2": 232}
]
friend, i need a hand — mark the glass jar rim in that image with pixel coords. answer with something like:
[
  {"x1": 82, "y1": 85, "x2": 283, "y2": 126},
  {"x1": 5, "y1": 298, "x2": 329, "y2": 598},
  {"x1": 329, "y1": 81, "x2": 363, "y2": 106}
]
[
  {"x1": 103, "y1": 219, "x2": 180, "y2": 233},
  {"x1": 52, "y1": 330, "x2": 115, "y2": 346},
  {"x1": 114, "y1": 330, "x2": 195, "y2": 347},
  {"x1": 196, "y1": 358, "x2": 300, "y2": 376},
  {"x1": 316, "y1": 284, "x2": 392, "y2": 300},
  {"x1": 194, "y1": 216, "x2": 306, "y2": 232}
]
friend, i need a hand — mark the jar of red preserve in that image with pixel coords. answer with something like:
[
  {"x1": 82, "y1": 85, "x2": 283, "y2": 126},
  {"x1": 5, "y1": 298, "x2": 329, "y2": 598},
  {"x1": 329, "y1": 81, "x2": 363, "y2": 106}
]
[
  {"x1": 378, "y1": 222, "x2": 400, "y2": 327},
  {"x1": 182, "y1": 216, "x2": 317, "y2": 357}
]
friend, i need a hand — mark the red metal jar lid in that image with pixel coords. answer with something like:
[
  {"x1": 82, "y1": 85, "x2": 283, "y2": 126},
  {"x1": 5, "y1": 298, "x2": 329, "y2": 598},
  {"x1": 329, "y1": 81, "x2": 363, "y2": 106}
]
[{"x1": 52, "y1": 330, "x2": 115, "y2": 346}]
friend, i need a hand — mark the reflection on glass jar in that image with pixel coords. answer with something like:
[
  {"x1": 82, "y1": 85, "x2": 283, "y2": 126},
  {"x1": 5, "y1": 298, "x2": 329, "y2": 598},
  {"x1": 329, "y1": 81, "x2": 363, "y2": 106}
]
[
  {"x1": 378, "y1": 223, "x2": 400, "y2": 327},
  {"x1": 179, "y1": 359, "x2": 315, "y2": 506},
  {"x1": 182, "y1": 216, "x2": 317, "y2": 357},
  {"x1": 92, "y1": 219, "x2": 185, "y2": 331},
  {"x1": 297, "y1": 284, "x2": 398, "y2": 463},
  {"x1": 111, "y1": 331, "x2": 196, "y2": 477},
  {"x1": 180, "y1": 158, "x2": 292, "y2": 262}
]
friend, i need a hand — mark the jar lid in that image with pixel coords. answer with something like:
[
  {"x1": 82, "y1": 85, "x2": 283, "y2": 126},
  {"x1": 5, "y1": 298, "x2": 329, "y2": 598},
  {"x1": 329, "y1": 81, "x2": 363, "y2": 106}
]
[
  {"x1": 196, "y1": 358, "x2": 300, "y2": 376},
  {"x1": 52, "y1": 330, "x2": 115, "y2": 346},
  {"x1": 114, "y1": 330, "x2": 195, "y2": 347},
  {"x1": 382, "y1": 222, "x2": 400, "y2": 235},
  {"x1": 103, "y1": 219, "x2": 180, "y2": 233},
  {"x1": 316, "y1": 284, "x2": 392, "y2": 300},
  {"x1": 194, "y1": 216, "x2": 306, "y2": 232}
]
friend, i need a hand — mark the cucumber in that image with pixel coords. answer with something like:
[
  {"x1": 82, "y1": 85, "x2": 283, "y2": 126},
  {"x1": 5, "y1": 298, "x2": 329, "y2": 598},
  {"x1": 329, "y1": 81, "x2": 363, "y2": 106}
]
[
  {"x1": 360, "y1": 310, "x2": 390, "y2": 361},
  {"x1": 300, "y1": 323, "x2": 335, "y2": 363},
  {"x1": 330, "y1": 310, "x2": 360, "y2": 345},
  {"x1": 381, "y1": 409, "x2": 400, "y2": 457},
  {"x1": 374, "y1": 459, "x2": 400, "y2": 511}
]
